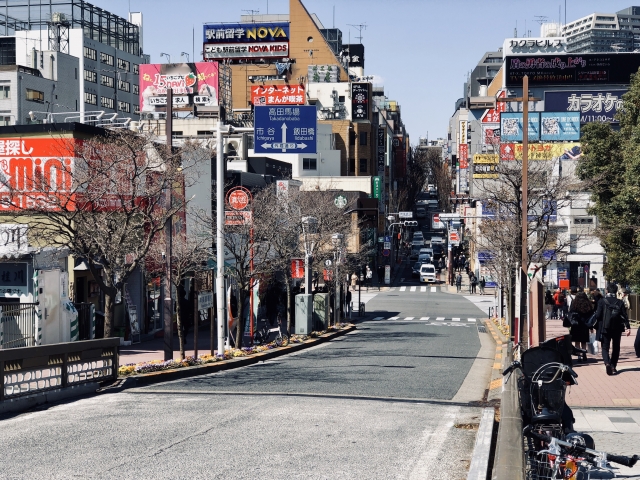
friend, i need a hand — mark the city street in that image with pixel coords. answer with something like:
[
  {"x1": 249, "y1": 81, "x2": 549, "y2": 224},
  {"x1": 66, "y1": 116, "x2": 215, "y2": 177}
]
[{"x1": 0, "y1": 287, "x2": 491, "y2": 479}]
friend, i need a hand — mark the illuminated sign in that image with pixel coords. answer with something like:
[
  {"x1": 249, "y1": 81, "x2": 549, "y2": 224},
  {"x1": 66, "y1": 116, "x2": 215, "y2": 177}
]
[
  {"x1": 251, "y1": 85, "x2": 305, "y2": 106},
  {"x1": 204, "y1": 42, "x2": 289, "y2": 59},
  {"x1": 544, "y1": 90, "x2": 625, "y2": 124},
  {"x1": 203, "y1": 23, "x2": 289, "y2": 43}
]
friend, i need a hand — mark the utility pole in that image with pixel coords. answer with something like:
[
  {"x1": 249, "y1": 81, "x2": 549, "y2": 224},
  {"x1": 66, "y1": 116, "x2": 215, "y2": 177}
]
[
  {"x1": 216, "y1": 121, "x2": 226, "y2": 355},
  {"x1": 163, "y1": 88, "x2": 173, "y2": 361}
]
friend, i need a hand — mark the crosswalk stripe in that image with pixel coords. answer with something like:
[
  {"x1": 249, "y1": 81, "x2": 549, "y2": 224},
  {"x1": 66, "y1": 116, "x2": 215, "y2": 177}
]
[
  {"x1": 410, "y1": 286, "x2": 416, "y2": 292},
  {"x1": 373, "y1": 317, "x2": 384, "y2": 320},
  {"x1": 420, "y1": 317, "x2": 429, "y2": 320},
  {"x1": 436, "y1": 317, "x2": 445, "y2": 321},
  {"x1": 400, "y1": 286, "x2": 407, "y2": 292},
  {"x1": 431, "y1": 287, "x2": 436, "y2": 292},
  {"x1": 452, "y1": 317, "x2": 461, "y2": 322},
  {"x1": 404, "y1": 317, "x2": 414, "y2": 320},
  {"x1": 420, "y1": 286, "x2": 427, "y2": 292},
  {"x1": 468, "y1": 318, "x2": 476, "y2": 322},
  {"x1": 389, "y1": 317, "x2": 399, "y2": 320}
]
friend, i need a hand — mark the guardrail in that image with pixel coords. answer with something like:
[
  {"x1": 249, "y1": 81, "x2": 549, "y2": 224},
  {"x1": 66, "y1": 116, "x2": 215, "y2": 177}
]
[
  {"x1": 1, "y1": 338, "x2": 120, "y2": 402},
  {"x1": 0, "y1": 303, "x2": 38, "y2": 349}
]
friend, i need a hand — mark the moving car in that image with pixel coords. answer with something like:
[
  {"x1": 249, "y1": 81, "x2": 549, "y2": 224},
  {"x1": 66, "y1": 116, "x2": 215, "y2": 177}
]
[
  {"x1": 412, "y1": 262, "x2": 422, "y2": 277},
  {"x1": 431, "y1": 236, "x2": 445, "y2": 245},
  {"x1": 418, "y1": 253, "x2": 431, "y2": 264},
  {"x1": 413, "y1": 231, "x2": 424, "y2": 242},
  {"x1": 432, "y1": 244, "x2": 444, "y2": 258},
  {"x1": 420, "y1": 264, "x2": 437, "y2": 283},
  {"x1": 420, "y1": 247, "x2": 433, "y2": 258},
  {"x1": 416, "y1": 207, "x2": 426, "y2": 218}
]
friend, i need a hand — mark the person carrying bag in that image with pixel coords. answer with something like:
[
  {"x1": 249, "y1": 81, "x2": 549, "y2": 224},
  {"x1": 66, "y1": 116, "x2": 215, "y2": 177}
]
[{"x1": 596, "y1": 283, "x2": 630, "y2": 375}]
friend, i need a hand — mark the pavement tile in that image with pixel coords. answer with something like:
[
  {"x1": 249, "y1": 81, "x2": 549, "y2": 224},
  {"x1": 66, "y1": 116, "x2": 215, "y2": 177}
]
[{"x1": 581, "y1": 409, "x2": 619, "y2": 432}]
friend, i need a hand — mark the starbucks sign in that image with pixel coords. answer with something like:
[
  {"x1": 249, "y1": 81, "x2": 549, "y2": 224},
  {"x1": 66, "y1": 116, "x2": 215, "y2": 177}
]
[{"x1": 334, "y1": 194, "x2": 348, "y2": 209}]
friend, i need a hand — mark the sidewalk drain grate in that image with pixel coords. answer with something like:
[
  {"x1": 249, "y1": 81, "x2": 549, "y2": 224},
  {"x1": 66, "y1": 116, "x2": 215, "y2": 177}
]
[{"x1": 477, "y1": 326, "x2": 487, "y2": 333}]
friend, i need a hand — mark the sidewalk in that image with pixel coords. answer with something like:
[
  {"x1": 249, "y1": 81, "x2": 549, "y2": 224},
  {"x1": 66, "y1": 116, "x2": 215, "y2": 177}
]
[{"x1": 545, "y1": 319, "x2": 640, "y2": 408}]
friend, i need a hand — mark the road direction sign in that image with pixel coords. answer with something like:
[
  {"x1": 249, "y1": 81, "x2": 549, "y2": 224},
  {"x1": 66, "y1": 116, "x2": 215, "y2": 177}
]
[
  {"x1": 254, "y1": 105, "x2": 317, "y2": 154},
  {"x1": 439, "y1": 213, "x2": 460, "y2": 220},
  {"x1": 398, "y1": 211, "x2": 413, "y2": 218},
  {"x1": 384, "y1": 242, "x2": 391, "y2": 249},
  {"x1": 382, "y1": 249, "x2": 390, "y2": 257}
]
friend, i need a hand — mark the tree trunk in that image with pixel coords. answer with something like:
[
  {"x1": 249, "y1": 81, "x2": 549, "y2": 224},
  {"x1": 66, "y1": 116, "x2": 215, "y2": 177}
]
[
  {"x1": 104, "y1": 293, "x2": 114, "y2": 338},
  {"x1": 235, "y1": 289, "x2": 246, "y2": 348},
  {"x1": 175, "y1": 296, "x2": 185, "y2": 360},
  {"x1": 285, "y1": 278, "x2": 292, "y2": 334}
]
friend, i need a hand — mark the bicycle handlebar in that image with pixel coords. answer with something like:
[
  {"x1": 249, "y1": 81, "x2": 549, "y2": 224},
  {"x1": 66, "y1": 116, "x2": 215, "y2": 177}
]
[{"x1": 523, "y1": 426, "x2": 639, "y2": 468}]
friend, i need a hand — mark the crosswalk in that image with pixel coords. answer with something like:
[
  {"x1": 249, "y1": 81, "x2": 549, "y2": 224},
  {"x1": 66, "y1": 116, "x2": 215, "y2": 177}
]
[
  {"x1": 397, "y1": 286, "x2": 438, "y2": 293},
  {"x1": 372, "y1": 316, "x2": 477, "y2": 323}
]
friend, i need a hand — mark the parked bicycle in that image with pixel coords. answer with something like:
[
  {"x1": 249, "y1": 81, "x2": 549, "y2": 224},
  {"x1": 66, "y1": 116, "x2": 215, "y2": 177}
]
[{"x1": 253, "y1": 318, "x2": 289, "y2": 347}]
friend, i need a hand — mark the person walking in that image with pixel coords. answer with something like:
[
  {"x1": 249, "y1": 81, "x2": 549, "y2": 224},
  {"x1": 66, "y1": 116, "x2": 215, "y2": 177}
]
[
  {"x1": 545, "y1": 289, "x2": 554, "y2": 319},
  {"x1": 345, "y1": 289, "x2": 352, "y2": 316},
  {"x1": 455, "y1": 272, "x2": 462, "y2": 292},
  {"x1": 568, "y1": 291, "x2": 592, "y2": 362},
  {"x1": 596, "y1": 283, "x2": 630, "y2": 376},
  {"x1": 377, "y1": 265, "x2": 384, "y2": 288},
  {"x1": 351, "y1": 272, "x2": 358, "y2": 291},
  {"x1": 365, "y1": 265, "x2": 373, "y2": 290},
  {"x1": 479, "y1": 276, "x2": 486, "y2": 295},
  {"x1": 470, "y1": 273, "x2": 478, "y2": 294},
  {"x1": 564, "y1": 287, "x2": 576, "y2": 320},
  {"x1": 553, "y1": 287, "x2": 565, "y2": 319}
]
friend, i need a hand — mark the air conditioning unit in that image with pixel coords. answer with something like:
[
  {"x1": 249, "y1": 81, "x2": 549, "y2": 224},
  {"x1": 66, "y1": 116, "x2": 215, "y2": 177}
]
[{"x1": 225, "y1": 134, "x2": 248, "y2": 159}]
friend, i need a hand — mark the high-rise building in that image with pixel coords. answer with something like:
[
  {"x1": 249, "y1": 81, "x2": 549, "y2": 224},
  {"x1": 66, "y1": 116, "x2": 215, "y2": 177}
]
[
  {"x1": 0, "y1": 0, "x2": 147, "y2": 125},
  {"x1": 562, "y1": 7, "x2": 640, "y2": 53}
]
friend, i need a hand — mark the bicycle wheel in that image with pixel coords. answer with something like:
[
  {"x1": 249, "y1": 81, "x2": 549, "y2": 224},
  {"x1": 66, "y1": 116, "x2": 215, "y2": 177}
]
[
  {"x1": 253, "y1": 332, "x2": 263, "y2": 346},
  {"x1": 275, "y1": 334, "x2": 284, "y2": 347}
]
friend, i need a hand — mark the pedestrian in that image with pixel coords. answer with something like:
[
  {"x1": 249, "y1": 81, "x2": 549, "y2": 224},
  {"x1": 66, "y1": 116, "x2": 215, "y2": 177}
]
[
  {"x1": 351, "y1": 272, "x2": 357, "y2": 291},
  {"x1": 366, "y1": 265, "x2": 373, "y2": 290},
  {"x1": 471, "y1": 274, "x2": 478, "y2": 294},
  {"x1": 596, "y1": 283, "x2": 630, "y2": 375},
  {"x1": 377, "y1": 265, "x2": 384, "y2": 287},
  {"x1": 553, "y1": 287, "x2": 565, "y2": 319},
  {"x1": 345, "y1": 289, "x2": 352, "y2": 315},
  {"x1": 568, "y1": 291, "x2": 592, "y2": 362},
  {"x1": 465, "y1": 259, "x2": 470, "y2": 276},
  {"x1": 455, "y1": 273, "x2": 462, "y2": 292},
  {"x1": 544, "y1": 289, "x2": 554, "y2": 319},
  {"x1": 564, "y1": 287, "x2": 576, "y2": 320},
  {"x1": 479, "y1": 276, "x2": 486, "y2": 295}
]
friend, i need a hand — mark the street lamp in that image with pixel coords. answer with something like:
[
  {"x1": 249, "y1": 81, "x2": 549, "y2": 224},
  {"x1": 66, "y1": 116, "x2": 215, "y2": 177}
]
[
  {"x1": 331, "y1": 233, "x2": 344, "y2": 325},
  {"x1": 301, "y1": 216, "x2": 318, "y2": 295},
  {"x1": 160, "y1": 52, "x2": 171, "y2": 63},
  {"x1": 181, "y1": 52, "x2": 190, "y2": 63}
]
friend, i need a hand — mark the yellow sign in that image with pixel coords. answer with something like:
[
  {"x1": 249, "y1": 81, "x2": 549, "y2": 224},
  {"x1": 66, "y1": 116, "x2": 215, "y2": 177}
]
[
  {"x1": 473, "y1": 154, "x2": 499, "y2": 164},
  {"x1": 473, "y1": 173, "x2": 499, "y2": 179},
  {"x1": 503, "y1": 142, "x2": 581, "y2": 161}
]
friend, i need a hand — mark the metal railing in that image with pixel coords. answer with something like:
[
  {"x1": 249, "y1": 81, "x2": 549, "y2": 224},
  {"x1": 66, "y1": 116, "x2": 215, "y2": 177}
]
[
  {"x1": 74, "y1": 303, "x2": 93, "y2": 340},
  {"x1": 1, "y1": 338, "x2": 120, "y2": 402},
  {"x1": 0, "y1": 303, "x2": 37, "y2": 349}
]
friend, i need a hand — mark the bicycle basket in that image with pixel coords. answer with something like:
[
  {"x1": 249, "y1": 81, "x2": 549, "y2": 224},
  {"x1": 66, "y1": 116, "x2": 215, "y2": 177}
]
[
  {"x1": 530, "y1": 377, "x2": 566, "y2": 416},
  {"x1": 521, "y1": 347, "x2": 564, "y2": 378}
]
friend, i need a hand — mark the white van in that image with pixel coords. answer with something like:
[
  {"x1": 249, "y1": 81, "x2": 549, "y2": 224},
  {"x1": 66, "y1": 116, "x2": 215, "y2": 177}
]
[{"x1": 420, "y1": 264, "x2": 437, "y2": 283}]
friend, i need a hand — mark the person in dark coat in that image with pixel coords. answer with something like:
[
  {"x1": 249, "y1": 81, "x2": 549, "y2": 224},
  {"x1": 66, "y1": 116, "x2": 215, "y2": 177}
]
[
  {"x1": 595, "y1": 284, "x2": 630, "y2": 375},
  {"x1": 569, "y1": 291, "x2": 592, "y2": 361}
]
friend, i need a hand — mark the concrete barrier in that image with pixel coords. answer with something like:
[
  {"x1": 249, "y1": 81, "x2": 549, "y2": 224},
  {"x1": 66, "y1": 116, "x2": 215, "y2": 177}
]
[{"x1": 467, "y1": 407, "x2": 495, "y2": 480}]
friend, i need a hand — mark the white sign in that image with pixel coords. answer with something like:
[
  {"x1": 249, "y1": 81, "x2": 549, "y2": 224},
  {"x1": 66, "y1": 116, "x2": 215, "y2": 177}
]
[
  {"x1": 398, "y1": 211, "x2": 413, "y2": 218},
  {"x1": 459, "y1": 120, "x2": 468, "y2": 146},
  {"x1": 148, "y1": 95, "x2": 190, "y2": 106},
  {"x1": 503, "y1": 37, "x2": 566, "y2": 56},
  {"x1": 384, "y1": 242, "x2": 391, "y2": 250},
  {"x1": 198, "y1": 291, "x2": 214, "y2": 310},
  {"x1": 0, "y1": 224, "x2": 28, "y2": 256},
  {"x1": 384, "y1": 265, "x2": 391, "y2": 285},
  {"x1": 204, "y1": 42, "x2": 289, "y2": 59},
  {"x1": 439, "y1": 214, "x2": 460, "y2": 220}
]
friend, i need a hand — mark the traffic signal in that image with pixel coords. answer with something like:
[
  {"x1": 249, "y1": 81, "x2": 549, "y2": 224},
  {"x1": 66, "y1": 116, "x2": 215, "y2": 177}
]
[{"x1": 404, "y1": 221, "x2": 418, "y2": 227}]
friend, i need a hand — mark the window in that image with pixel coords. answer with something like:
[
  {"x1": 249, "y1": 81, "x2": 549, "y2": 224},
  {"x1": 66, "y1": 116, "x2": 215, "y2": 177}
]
[
  {"x1": 0, "y1": 85, "x2": 10, "y2": 99},
  {"x1": 359, "y1": 158, "x2": 367, "y2": 173},
  {"x1": 574, "y1": 218, "x2": 594, "y2": 225},
  {"x1": 133, "y1": 104, "x2": 140, "y2": 115},
  {"x1": 133, "y1": 64, "x2": 139, "y2": 74},
  {"x1": 118, "y1": 101, "x2": 130, "y2": 113},
  {"x1": 25, "y1": 88, "x2": 44, "y2": 103},
  {"x1": 101, "y1": 75, "x2": 114, "y2": 88},
  {"x1": 349, "y1": 158, "x2": 355, "y2": 173},
  {"x1": 303, "y1": 158, "x2": 317, "y2": 170},
  {"x1": 85, "y1": 92, "x2": 97, "y2": 105},
  {"x1": 359, "y1": 132, "x2": 367, "y2": 146},
  {"x1": 118, "y1": 80, "x2": 130, "y2": 92},
  {"x1": 133, "y1": 84, "x2": 139, "y2": 95},
  {"x1": 84, "y1": 69, "x2": 97, "y2": 83},
  {"x1": 100, "y1": 52, "x2": 114, "y2": 66},
  {"x1": 338, "y1": 95, "x2": 345, "y2": 103},
  {"x1": 83, "y1": 46, "x2": 97, "y2": 61},
  {"x1": 101, "y1": 96, "x2": 114, "y2": 109},
  {"x1": 117, "y1": 58, "x2": 130, "y2": 71},
  {"x1": 349, "y1": 130, "x2": 356, "y2": 146},
  {"x1": 0, "y1": 116, "x2": 11, "y2": 126}
]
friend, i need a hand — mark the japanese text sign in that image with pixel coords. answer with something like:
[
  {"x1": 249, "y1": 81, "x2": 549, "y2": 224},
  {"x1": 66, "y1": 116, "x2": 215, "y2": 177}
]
[
  {"x1": 540, "y1": 112, "x2": 580, "y2": 141},
  {"x1": 500, "y1": 112, "x2": 540, "y2": 142},
  {"x1": 203, "y1": 23, "x2": 289, "y2": 44},
  {"x1": 254, "y1": 106, "x2": 317, "y2": 154},
  {"x1": 544, "y1": 90, "x2": 625, "y2": 124},
  {"x1": 251, "y1": 85, "x2": 305, "y2": 106}
]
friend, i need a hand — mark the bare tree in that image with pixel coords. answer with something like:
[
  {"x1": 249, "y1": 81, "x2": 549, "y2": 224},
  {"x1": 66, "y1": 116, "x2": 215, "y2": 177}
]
[{"x1": 0, "y1": 130, "x2": 206, "y2": 337}]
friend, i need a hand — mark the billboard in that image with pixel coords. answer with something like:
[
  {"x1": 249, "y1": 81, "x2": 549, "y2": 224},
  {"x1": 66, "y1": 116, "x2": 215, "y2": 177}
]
[
  {"x1": 308, "y1": 65, "x2": 340, "y2": 83},
  {"x1": 505, "y1": 53, "x2": 640, "y2": 87},
  {"x1": 344, "y1": 44, "x2": 365, "y2": 68},
  {"x1": 250, "y1": 85, "x2": 305, "y2": 106},
  {"x1": 458, "y1": 144, "x2": 469, "y2": 169},
  {"x1": 351, "y1": 83, "x2": 369, "y2": 121},
  {"x1": 473, "y1": 154, "x2": 499, "y2": 179},
  {"x1": 500, "y1": 142, "x2": 581, "y2": 161},
  {"x1": 202, "y1": 22, "x2": 289, "y2": 60},
  {"x1": 544, "y1": 90, "x2": 625, "y2": 124},
  {"x1": 500, "y1": 112, "x2": 540, "y2": 142},
  {"x1": 540, "y1": 112, "x2": 580, "y2": 141},
  {"x1": 139, "y1": 63, "x2": 219, "y2": 113}
]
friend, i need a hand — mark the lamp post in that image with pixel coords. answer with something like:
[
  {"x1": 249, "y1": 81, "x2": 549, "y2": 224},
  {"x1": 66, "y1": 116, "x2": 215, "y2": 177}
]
[
  {"x1": 301, "y1": 216, "x2": 318, "y2": 295},
  {"x1": 332, "y1": 233, "x2": 344, "y2": 326},
  {"x1": 160, "y1": 52, "x2": 171, "y2": 63},
  {"x1": 181, "y1": 52, "x2": 190, "y2": 63}
]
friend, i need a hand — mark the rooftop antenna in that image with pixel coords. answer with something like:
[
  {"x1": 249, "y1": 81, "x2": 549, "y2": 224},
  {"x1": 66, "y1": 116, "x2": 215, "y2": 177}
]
[
  {"x1": 535, "y1": 15, "x2": 548, "y2": 25},
  {"x1": 242, "y1": 9, "x2": 260, "y2": 22},
  {"x1": 348, "y1": 23, "x2": 367, "y2": 44}
]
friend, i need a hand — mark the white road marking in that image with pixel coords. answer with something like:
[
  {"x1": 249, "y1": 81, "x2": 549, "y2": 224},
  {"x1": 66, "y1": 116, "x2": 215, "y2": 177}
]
[
  {"x1": 400, "y1": 286, "x2": 407, "y2": 292},
  {"x1": 420, "y1": 286, "x2": 427, "y2": 292},
  {"x1": 420, "y1": 317, "x2": 429, "y2": 320},
  {"x1": 405, "y1": 317, "x2": 414, "y2": 320},
  {"x1": 430, "y1": 287, "x2": 436, "y2": 292},
  {"x1": 468, "y1": 318, "x2": 476, "y2": 322},
  {"x1": 372, "y1": 317, "x2": 384, "y2": 320},
  {"x1": 408, "y1": 407, "x2": 459, "y2": 480},
  {"x1": 436, "y1": 317, "x2": 445, "y2": 321},
  {"x1": 410, "y1": 286, "x2": 417, "y2": 292},
  {"x1": 389, "y1": 317, "x2": 399, "y2": 320},
  {"x1": 452, "y1": 317, "x2": 460, "y2": 322}
]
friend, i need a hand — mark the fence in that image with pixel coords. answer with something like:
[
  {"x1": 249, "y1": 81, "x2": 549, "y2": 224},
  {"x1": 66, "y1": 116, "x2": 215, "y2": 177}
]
[
  {"x1": 0, "y1": 303, "x2": 38, "y2": 349},
  {"x1": 629, "y1": 294, "x2": 639, "y2": 323},
  {"x1": 74, "y1": 303, "x2": 94, "y2": 340},
  {"x1": 0, "y1": 338, "x2": 120, "y2": 402}
]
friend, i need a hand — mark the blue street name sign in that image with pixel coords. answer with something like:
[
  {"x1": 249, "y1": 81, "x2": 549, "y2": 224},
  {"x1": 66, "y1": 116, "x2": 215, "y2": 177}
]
[{"x1": 254, "y1": 105, "x2": 317, "y2": 154}]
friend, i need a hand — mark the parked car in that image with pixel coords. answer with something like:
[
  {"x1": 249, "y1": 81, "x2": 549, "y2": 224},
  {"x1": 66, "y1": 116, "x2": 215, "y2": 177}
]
[
  {"x1": 412, "y1": 262, "x2": 422, "y2": 277},
  {"x1": 420, "y1": 264, "x2": 437, "y2": 283}
]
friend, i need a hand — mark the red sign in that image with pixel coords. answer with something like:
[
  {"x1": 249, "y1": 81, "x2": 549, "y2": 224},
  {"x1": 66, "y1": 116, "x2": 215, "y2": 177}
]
[
  {"x1": 323, "y1": 269, "x2": 333, "y2": 281},
  {"x1": 226, "y1": 186, "x2": 251, "y2": 210},
  {"x1": 291, "y1": 259, "x2": 304, "y2": 279},
  {"x1": 251, "y1": 84, "x2": 305, "y2": 106},
  {"x1": 482, "y1": 90, "x2": 506, "y2": 123},
  {"x1": 433, "y1": 213, "x2": 440, "y2": 222},
  {"x1": 458, "y1": 144, "x2": 469, "y2": 169},
  {"x1": 449, "y1": 231, "x2": 460, "y2": 242}
]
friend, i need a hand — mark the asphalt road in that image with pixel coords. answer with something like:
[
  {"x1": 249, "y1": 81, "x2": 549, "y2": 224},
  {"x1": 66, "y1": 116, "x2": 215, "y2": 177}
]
[{"x1": 0, "y1": 234, "x2": 493, "y2": 479}]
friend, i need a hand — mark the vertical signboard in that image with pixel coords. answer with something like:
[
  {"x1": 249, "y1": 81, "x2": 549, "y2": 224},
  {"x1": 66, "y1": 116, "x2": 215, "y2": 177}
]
[
  {"x1": 377, "y1": 127, "x2": 385, "y2": 213},
  {"x1": 351, "y1": 83, "x2": 369, "y2": 121},
  {"x1": 372, "y1": 176, "x2": 382, "y2": 200}
]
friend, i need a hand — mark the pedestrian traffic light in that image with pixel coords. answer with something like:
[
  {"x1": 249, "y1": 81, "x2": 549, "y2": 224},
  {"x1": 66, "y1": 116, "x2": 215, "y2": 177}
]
[{"x1": 404, "y1": 221, "x2": 418, "y2": 227}]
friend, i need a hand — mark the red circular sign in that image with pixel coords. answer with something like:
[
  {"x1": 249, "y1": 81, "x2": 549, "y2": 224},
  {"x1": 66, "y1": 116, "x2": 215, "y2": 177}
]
[{"x1": 226, "y1": 187, "x2": 251, "y2": 210}]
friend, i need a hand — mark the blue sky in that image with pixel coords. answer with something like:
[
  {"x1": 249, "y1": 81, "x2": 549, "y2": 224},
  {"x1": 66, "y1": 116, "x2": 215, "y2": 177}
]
[{"x1": 93, "y1": 0, "x2": 636, "y2": 143}]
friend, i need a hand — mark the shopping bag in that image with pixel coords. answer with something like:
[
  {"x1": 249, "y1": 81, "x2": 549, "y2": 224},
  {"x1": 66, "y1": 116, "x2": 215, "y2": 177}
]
[{"x1": 588, "y1": 332, "x2": 599, "y2": 355}]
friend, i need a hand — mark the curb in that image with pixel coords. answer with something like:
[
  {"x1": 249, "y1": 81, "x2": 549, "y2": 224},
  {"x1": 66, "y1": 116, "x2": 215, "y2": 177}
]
[
  {"x1": 108, "y1": 325, "x2": 357, "y2": 391},
  {"x1": 467, "y1": 407, "x2": 496, "y2": 480},
  {"x1": 484, "y1": 319, "x2": 507, "y2": 403}
]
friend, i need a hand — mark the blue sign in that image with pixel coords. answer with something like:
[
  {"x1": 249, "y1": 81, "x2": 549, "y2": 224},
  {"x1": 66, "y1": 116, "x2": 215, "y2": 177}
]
[
  {"x1": 384, "y1": 236, "x2": 390, "y2": 242},
  {"x1": 544, "y1": 90, "x2": 626, "y2": 124},
  {"x1": 500, "y1": 112, "x2": 540, "y2": 142},
  {"x1": 540, "y1": 112, "x2": 580, "y2": 141},
  {"x1": 254, "y1": 106, "x2": 317, "y2": 154}
]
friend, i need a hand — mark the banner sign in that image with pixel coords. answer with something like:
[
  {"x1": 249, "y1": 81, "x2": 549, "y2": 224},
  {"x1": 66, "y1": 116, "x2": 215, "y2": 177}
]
[
  {"x1": 140, "y1": 63, "x2": 218, "y2": 113},
  {"x1": 372, "y1": 176, "x2": 382, "y2": 200},
  {"x1": 540, "y1": 112, "x2": 580, "y2": 141},
  {"x1": 251, "y1": 84, "x2": 304, "y2": 106},
  {"x1": 459, "y1": 120, "x2": 468, "y2": 145},
  {"x1": 203, "y1": 22, "x2": 289, "y2": 43},
  {"x1": 544, "y1": 90, "x2": 625, "y2": 124},
  {"x1": 482, "y1": 90, "x2": 506, "y2": 123},
  {"x1": 458, "y1": 144, "x2": 469, "y2": 169},
  {"x1": 308, "y1": 65, "x2": 340, "y2": 83},
  {"x1": 505, "y1": 53, "x2": 640, "y2": 86},
  {"x1": 500, "y1": 142, "x2": 581, "y2": 161},
  {"x1": 204, "y1": 42, "x2": 288, "y2": 60},
  {"x1": 291, "y1": 259, "x2": 305, "y2": 279},
  {"x1": 500, "y1": 112, "x2": 540, "y2": 142},
  {"x1": 352, "y1": 83, "x2": 369, "y2": 121}
]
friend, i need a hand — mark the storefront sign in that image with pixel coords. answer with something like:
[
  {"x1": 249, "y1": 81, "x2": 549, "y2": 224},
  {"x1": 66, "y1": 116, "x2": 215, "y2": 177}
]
[
  {"x1": 500, "y1": 112, "x2": 540, "y2": 142},
  {"x1": 544, "y1": 90, "x2": 625, "y2": 124},
  {"x1": 505, "y1": 53, "x2": 640, "y2": 86},
  {"x1": 540, "y1": 112, "x2": 580, "y2": 141},
  {"x1": 226, "y1": 187, "x2": 251, "y2": 210},
  {"x1": 203, "y1": 23, "x2": 289, "y2": 43},
  {"x1": 473, "y1": 155, "x2": 499, "y2": 179},
  {"x1": 251, "y1": 85, "x2": 305, "y2": 106},
  {"x1": 372, "y1": 176, "x2": 382, "y2": 200},
  {"x1": 459, "y1": 120, "x2": 468, "y2": 145},
  {"x1": 0, "y1": 262, "x2": 28, "y2": 296},
  {"x1": 308, "y1": 65, "x2": 340, "y2": 83},
  {"x1": 139, "y1": 63, "x2": 218, "y2": 113},
  {"x1": 377, "y1": 127, "x2": 385, "y2": 175},
  {"x1": 198, "y1": 291, "x2": 213, "y2": 310},
  {"x1": 204, "y1": 42, "x2": 289, "y2": 60},
  {"x1": 473, "y1": 154, "x2": 499, "y2": 164},
  {"x1": 291, "y1": 259, "x2": 304, "y2": 279},
  {"x1": 458, "y1": 144, "x2": 469, "y2": 169},
  {"x1": 500, "y1": 142, "x2": 581, "y2": 161},
  {"x1": 0, "y1": 224, "x2": 28, "y2": 256},
  {"x1": 351, "y1": 83, "x2": 369, "y2": 121},
  {"x1": 224, "y1": 211, "x2": 252, "y2": 226},
  {"x1": 482, "y1": 90, "x2": 506, "y2": 123}
]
